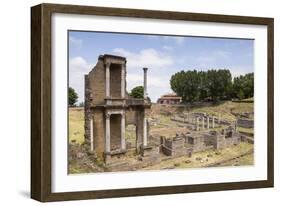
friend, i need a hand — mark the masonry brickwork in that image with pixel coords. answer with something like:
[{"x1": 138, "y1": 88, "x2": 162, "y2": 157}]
[{"x1": 84, "y1": 54, "x2": 154, "y2": 164}]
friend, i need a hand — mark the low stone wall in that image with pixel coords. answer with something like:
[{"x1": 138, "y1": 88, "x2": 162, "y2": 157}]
[
  {"x1": 224, "y1": 135, "x2": 240, "y2": 146},
  {"x1": 237, "y1": 118, "x2": 254, "y2": 128},
  {"x1": 162, "y1": 137, "x2": 187, "y2": 157},
  {"x1": 240, "y1": 135, "x2": 254, "y2": 144}
]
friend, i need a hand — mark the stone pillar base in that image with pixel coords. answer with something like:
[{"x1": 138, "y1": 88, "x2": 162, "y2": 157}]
[{"x1": 104, "y1": 149, "x2": 127, "y2": 164}]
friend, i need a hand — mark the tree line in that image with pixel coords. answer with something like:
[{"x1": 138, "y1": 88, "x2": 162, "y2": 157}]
[{"x1": 170, "y1": 69, "x2": 254, "y2": 102}]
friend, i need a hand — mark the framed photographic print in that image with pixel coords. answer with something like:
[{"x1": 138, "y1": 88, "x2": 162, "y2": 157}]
[{"x1": 31, "y1": 3, "x2": 274, "y2": 202}]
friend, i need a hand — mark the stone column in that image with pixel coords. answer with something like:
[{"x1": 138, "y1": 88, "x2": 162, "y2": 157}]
[
  {"x1": 105, "y1": 113, "x2": 111, "y2": 153},
  {"x1": 212, "y1": 117, "x2": 215, "y2": 128},
  {"x1": 218, "y1": 114, "x2": 221, "y2": 124},
  {"x1": 105, "y1": 62, "x2": 110, "y2": 98},
  {"x1": 121, "y1": 64, "x2": 125, "y2": 98},
  {"x1": 207, "y1": 116, "x2": 210, "y2": 129},
  {"x1": 121, "y1": 112, "x2": 126, "y2": 150},
  {"x1": 143, "y1": 68, "x2": 148, "y2": 99},
  {"x1": 90, "y1": 117, "x2": 94, "y2": 151},
  {"x1": 196, "y1": 117, "x2": 200, "y2": 131},
  {"x1": 202, "y1": 117, "x2": 205, "y2": 130},
  {"x1": 143, "y1": 115, "x2": 147, "y2": 146}
]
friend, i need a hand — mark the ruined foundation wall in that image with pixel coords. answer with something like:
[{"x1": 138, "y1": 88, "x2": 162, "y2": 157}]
[
  {"x1": 203, "y1": 134, "x2": 217, "y2": 146},
  {"x1": 237, "y1": 118, "x2": 254, "y2": 128},
  {"x1": 162, "y1": 137, "x2": 186, "y2": 157},
  {"x1": 214, "y1": 134, "x2": 226, "y2": 149},
  {"x1": 224, "y1": 133, "x2": 241, "y2": 146},
  {"x1": 193, "y1": 136, "x2": 206, "y2": 152}
]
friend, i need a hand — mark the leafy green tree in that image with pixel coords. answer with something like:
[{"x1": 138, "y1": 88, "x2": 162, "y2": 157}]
[
  {"x1": 170, "y1": 70, "x2": 187, "y2": 101},
  {"x1": 184, "y1": 70, "x2": 201, "y2": 102},
  {"x1": 170, "y1": 70, "x2": 201, "y2": 102},
  {"x1": 129, "y1": 86, "x2": 144, "y2": 98},
  {"x1": 233, "y1": 73, "x2": 254, "y2": 99},
  {"x1": 237, "y1": 90, "x2": 245, "y2": 100},
  {"x1": 198, "y1": 71, "x2": 208, "y2": 100},
  {"x1": 243, "y1": 73, "x2": 254, "y2": 98},
  {"x1": 68, "y1": 87, "x2": 78, "y2": 106},
  {"x1": 170, "y1": 69, "x2": 233, "y2": 102}
]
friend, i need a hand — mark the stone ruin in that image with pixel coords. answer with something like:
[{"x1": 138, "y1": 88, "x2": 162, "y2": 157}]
[
  {"x1": 84, "y1": 54, "x2": 158, "y2": 169},
  {"x1": 160, "y1": 126, "x2": 241, "y2": 158},
  {"x1": 171, "y1": 112, "x2": 231, "y2": 131},
  {"x1": 84, "y1": 54, "x2": 245, "y2": 171}
]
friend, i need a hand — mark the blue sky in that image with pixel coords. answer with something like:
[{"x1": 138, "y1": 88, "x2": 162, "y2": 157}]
[{"x1": 68, "y1": 31, "x2": 254, "y2": 103}]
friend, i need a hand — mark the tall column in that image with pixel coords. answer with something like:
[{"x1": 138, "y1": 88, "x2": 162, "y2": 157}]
[
  {"x1": 202, "y1": 117, "x2": 205, "y2": 130},
  {"x1": 143, "y1": 114, "x2": 147, "y2": 147},
  {"x1": 105, "y1": 113, "x2": 111, "y2": 153},
  {"x1": 212, "y1": 117, "x2": 215, "y2": 128},
  {"x1": 121, "y1": 112, "x2": 126, "y2": 150},
  {"x1": 105, "y1": 62, "x2": 110, "y2": 98},
  {"x1": 121, "y1": 64, "x2": 125, "y2": 98},
  {"x1": 90, "y1": 117, "x2": 94, "y2": 151},
  {"x1": 143, "y1": 68, "x2": 148, "y2": 99},
  {"x1": 207, "y1": 116, "x2": 210, "y2": 129}
]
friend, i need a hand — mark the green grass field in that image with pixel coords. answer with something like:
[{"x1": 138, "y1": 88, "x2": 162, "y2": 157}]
[
  {"x1": 190, "y1": 101, "x2": 253, "y2": 122},
  {"x1": 69, "y1": 107, "x2": 84, "y2": 144},
  {"x1": 68, "y1": 101, "x2": 254, "y2": 144}
]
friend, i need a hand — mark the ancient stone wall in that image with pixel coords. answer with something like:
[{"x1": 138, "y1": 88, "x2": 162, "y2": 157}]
[
  {"x1": 92, "y1": 109, "x2": 105, "y2": 157},
  {"x1": 110, "y1": 114, "x2": 121, "y2": 150},
  {"x1": 162, "y1": 137, "x2": 186, "y2": 157},
  {"x1": 110, "y1": 64, "x2": 121, "y2": 98},
  {"x1": 237, "y1": 118, "x2": 254, "y2": 128},
  {"x1": 125, "y1": 109, "x2": 137, "y2": 125},
  {"x1": 214, "y1": 134, "x2": 225, "y2": 149},
  {"x1": 224, "y1": 132, "x2": 240, "y2": 146},
  {"x1": 84, "y1": 74, "x2": 91, "y2": 143},
  {"x1": 88, "y1": 60, "x2": 106, "y2": 105},
  {"x1": 192, "y1": 136, "x2": 206, "y2": 152}
]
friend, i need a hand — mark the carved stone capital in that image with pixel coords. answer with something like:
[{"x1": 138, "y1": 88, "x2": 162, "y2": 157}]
[
  {"x1": 105, "y1": 62, "x2": 111, "y2": 68},
  {"x1": 105, "y1": 113, "x2": 111, "y2": 119}
]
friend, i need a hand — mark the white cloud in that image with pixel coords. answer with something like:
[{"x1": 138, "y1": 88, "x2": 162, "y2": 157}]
[
  {"x1": 162, "y1": 45, "x2": 173, "y2": 51},
  {"x1": 113, "y1": 48, "x2": 174, "y2": 69},
  {"x1": 70, "y1": 56, "x2": 90, "y2": 72},
  {"x1": 146, "y1": 35, "x2": 185, "y2": 45},
  {"x1": 112, "y1": 47, "x2": 175, "y2": 102},
  {"x1": 127, "y1": 74, "x2": 168, "y2": 89},
  {"x1": 69, "y1": 56, "x2": 93, "y2": 103},
  {"x1": 126, "y1": 73, "x2": 171, "y2": 102},
  {"x1": 229, "y1": 66, "x2": 253, "y2": 78},
  {"x1": 69, "y1": 36, "x2": 83, "y2": 48}
]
